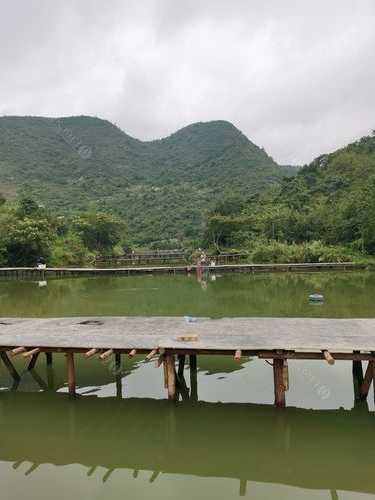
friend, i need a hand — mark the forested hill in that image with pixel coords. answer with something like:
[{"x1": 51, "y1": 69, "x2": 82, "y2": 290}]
[
  {"x1": 219, "y1": 132, "x2": 375, "y2": 258},
  {"x1": 0, "y1": 116, "x2": 295, "y2": 244}
]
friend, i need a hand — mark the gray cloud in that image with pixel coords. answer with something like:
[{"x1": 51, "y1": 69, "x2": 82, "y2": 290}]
[{"x1": 0, "y1": 0, "x2": 374, "y2": 164}]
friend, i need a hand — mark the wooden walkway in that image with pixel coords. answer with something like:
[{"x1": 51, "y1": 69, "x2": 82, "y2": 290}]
[
  {"x1": 1, "y1": 316, "x2": 375, "y2": 407},
  {"x1": 0, "y1": 261, "x2": 366, "y2": 279}
]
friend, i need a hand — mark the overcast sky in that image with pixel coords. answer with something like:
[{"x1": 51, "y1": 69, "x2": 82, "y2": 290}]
[{"x1": 0, "y1": 0, "x2": 374, "y2": 164}]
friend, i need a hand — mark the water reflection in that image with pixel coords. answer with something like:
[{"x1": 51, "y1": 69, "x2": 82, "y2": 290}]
[{"x1": 0, "y1": 392, "x2": 374, "y2": 496}]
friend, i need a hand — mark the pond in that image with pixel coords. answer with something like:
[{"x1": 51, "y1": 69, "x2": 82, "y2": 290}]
[{"x1": 0, "y1": 271, "x2": 375, "y2": 500}]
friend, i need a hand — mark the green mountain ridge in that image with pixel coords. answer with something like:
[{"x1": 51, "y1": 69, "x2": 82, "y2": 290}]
[{"x1": 0, "y1": 115, "x2": 294, "y2": 244}]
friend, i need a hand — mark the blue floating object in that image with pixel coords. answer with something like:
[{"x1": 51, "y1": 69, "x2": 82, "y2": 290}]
[
  {"x1": 309, "y1": 293, "x2": 324, "y2": 302},
  {"x1": 184, "y1": 316, "x2": 197, "y2": 323}
]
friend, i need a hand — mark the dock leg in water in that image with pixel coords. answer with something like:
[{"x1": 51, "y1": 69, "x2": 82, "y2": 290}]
[
  {"x1": 115, "y1": 353, "x2": 122, "y2": 398},
  {"x1": 0, "y1": 351, "x2": 20, "y2": 382},
  {"x1": 360, "y1": 360, "x2": 374, "y2": 401},
  {"x1": 189, "y1": 354, "x2": 198, "y2": 402},
  {"x1": 45, "y1": 352, "x2": 53, "y2": 366},
  {"x1": 66, "y1": 352, "x2": 76, "y2": 397},
  {"x1": 273, "y1": 357, "x2": 286, "y2": 408},
  {"x1": 165, "y1": 354, "x2": 176, "y2": 400},
  {"x1": 352, "y1": 351, "x2": 364, "y2": 401}
]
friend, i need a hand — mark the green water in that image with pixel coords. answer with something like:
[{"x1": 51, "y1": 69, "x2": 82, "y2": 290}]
[{"x1": 1, "y1": 271, "x2": 375, "y2": 499}]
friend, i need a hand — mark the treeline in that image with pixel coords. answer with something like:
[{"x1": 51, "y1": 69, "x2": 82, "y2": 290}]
[
  {"x1": 0, "y1": 196, "x2": 126, "y2": 266},
  {"x1": 203, "y1": 133, "x2": 375, "y2": 263}
]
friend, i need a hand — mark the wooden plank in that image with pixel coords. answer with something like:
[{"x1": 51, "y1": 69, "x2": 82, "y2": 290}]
[{"x1": 0, "y1": 317, "x2": 375, "y2": 354}]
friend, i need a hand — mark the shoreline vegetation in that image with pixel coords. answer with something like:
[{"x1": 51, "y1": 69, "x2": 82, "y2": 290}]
[{"x1": 0, "y1": 194, "x2": 374, "y2": 268}]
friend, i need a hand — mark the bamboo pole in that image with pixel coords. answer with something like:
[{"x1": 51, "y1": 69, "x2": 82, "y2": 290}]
[
  {"x1": 99, "y1": 349, "x2": 113, "y2": 360},
  {"x1": 11, "y1": 347, "x2": 26, "y2": 357},
  {"x1": 146, "y1": 349, "x2": 158, "y2": 361},
  {"x1": 85, "y1": 348, "x2": 98, "y2": 359},
  {"x1": 23, "y1": 348, "x2": 40, "y2": 359},
  {"x1": 128, "y1": 349, "x2": 137, "y2": 358},
  {"x1": 322, "y1": 350, "x2": 335, "y2": 365}
]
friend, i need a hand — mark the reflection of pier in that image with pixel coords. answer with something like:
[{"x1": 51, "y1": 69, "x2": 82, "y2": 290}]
[
  {"x1": 1, "y1": 317, "x2": 375, "y2": 408},
  {"x1": 0, "y1": 393, "x2": 373, "y2": 495}
]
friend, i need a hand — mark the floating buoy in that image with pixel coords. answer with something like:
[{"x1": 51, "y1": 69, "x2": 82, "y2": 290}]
[{"x1": 309, "y1": 293, "x2": 324, "y2": 303}]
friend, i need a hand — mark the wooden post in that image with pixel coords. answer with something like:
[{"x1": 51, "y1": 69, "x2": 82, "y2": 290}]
[
  {"x1": 28, "y1": 352, "x2": 40, "y2": 370},
  {"x1": 165, "y1": 354, "x2": 176, "y2": 400},
  {"x1": 352, "y1": 351, "x2": 364, "y2": 401},
  {"x1": 0, "y1": 351, "x2": 20, "y2": 382},
  {"x1": 45, "y1": 352, "x2": 53, "y2": 366},
  {"x1": 360, "y1": 361, "x2": 374, "y2": 400},
  {"x1": 115, "y1": 353, "x2": 122, "y2": 398},
  {"x1": 189, "y1": 354, "x2": 198, "y2": 402},
  {"x1": 177, "y1": 354, "x2": 185, "y2": 378},
  {"x1": 66, "y1": 352, "x2": 76, "y2": 397},
  {"x1": 273, "y1": 357, "x2": 286, "y2": 408}
]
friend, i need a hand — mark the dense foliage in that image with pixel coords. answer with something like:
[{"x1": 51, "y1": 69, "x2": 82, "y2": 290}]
[
  {"x1": 0, "y1": 197, "x2": 126, "y2": 266},
  {"x1": 203, "y1": 133, "x2": 375, "y2": 263},
  {"x1": 0, "y1": 116, "x2": 295, "y2": 246}
]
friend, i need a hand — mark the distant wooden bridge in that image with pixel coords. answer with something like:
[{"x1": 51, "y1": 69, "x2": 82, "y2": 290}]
[
  {"x1": 0, "y1": 261, "x2": 366, "y2": 279},
  {"x1": 0, "y1": 316, "x2": 374, "y2": 407}
]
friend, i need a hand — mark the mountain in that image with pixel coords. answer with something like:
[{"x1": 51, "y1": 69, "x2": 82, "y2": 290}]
[{"x1": 0, "y1": 116, "x2": 294, "y2": 244}]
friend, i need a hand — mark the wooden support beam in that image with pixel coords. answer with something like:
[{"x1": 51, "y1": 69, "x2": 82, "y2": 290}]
[
  {"x1": 360, "y1": 361, "x2": 374, "y2": 400},
  {"x1": 273, "y1": 358, "x2": 286, "y2": 407},
  {"x1": 283, "y1": 360, "x2": 289, "y2": 391},
  {"x1": 352, "y1": 351, "x2": 364, "y2": 401},
  {"x1": 322, "y1": 350, "x2": 335, "y2": 365},
  {"x1": 146, "y1": 349, "x2": 158, "y2": 361},
  {"x1": 234, "y1": 349, "x2": 242, "y2": 362},
  {"x1": 66, "y1": 352, "x2": 76, "y2": 397},
  {"x1": 162, "y1": 356, "x2": 168, "y2": 388},
  {"x1": 0, "y1": 351, "x2": 20, "y2": 382},
  {"x1": 23, "y1": 348, "x2": 40, "y2": 359},
  {"x1": 189, "y1": 354, "x2": 198, "y2": 402},
  {"x1": 11, "y1": 347, "x2": 26, "y2": 357},
  {"x1": 45, "y1": 352, "x2": 53, "y2": 366},
  {"x1": 115, "y1": 353, "x2": 122, "y2": 398},
  {"x1": 85, "y1": 348, "x2": 98, "y2": 359},
  {"x1": 177, "y1": 354, "x2": 185, "y2": 377},
  {"x1": 27, "y1": 352, "x2": 40, "y2": 370},
  {"x1": 99, "y1": 349, "x2": 113, "y2": 360},
  {"x1": 128, "y1": 349, "x2": 137, "y2": 358},
  {"x1": 165, "y1": 354, "x2": 176, "y2": 400}
]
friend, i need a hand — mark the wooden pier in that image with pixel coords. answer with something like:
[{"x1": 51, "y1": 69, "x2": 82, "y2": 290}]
[
  {"x1": 1, "y1": 316, "x2": 375, "y2": 407},
  {"x1": 0, "y1": 261, "x2": 366, "y2": 279}
]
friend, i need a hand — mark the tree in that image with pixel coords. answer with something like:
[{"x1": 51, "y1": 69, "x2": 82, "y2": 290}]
[{"x1": 72, "y1": 212, "x2": 126, "y2": 252}]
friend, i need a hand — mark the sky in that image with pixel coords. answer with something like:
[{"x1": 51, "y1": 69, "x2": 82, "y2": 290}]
[{"x1": 0, "y1": 0, "x2": 374, "y2": 165}]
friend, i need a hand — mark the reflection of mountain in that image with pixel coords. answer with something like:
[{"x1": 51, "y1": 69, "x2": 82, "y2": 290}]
[{"x1": 0, "y1": 392, "x2": 373, "y2": 494}]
